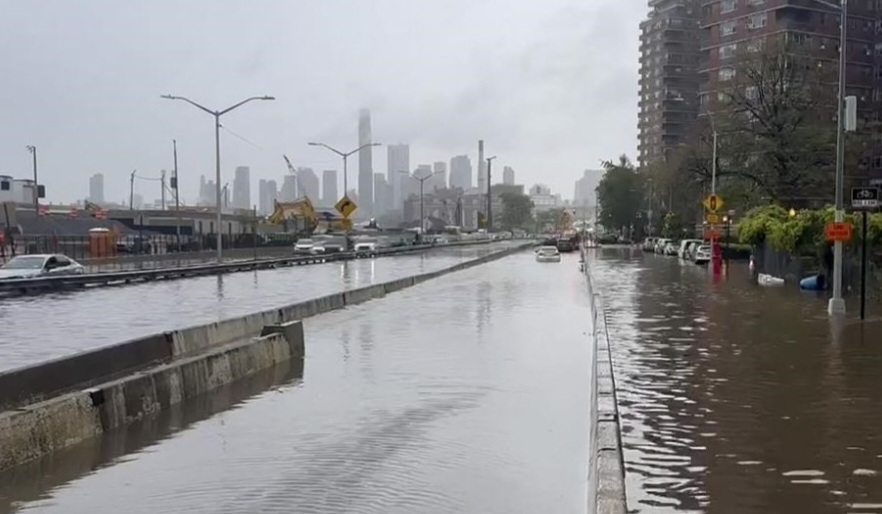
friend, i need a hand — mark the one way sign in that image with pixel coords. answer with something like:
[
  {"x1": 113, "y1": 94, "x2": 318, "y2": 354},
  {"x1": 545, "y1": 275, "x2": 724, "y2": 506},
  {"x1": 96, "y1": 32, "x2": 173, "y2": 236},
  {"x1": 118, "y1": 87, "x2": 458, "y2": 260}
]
[{"x1": 852, "y1": 187, "x2": 880, "y2": 210}]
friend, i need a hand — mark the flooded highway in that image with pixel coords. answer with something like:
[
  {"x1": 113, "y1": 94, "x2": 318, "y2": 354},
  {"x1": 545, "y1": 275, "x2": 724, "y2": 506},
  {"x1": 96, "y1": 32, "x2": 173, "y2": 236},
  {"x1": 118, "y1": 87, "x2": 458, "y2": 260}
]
[
  {"x1": 0, "y1": 249, "x2": 591, "y2": 514},
  {"x1": 0, "y1": 242, "x2": 520, "y2": 372},
  {"x1": 588, "y1": 246, "x2": 882, "y2": 514}
]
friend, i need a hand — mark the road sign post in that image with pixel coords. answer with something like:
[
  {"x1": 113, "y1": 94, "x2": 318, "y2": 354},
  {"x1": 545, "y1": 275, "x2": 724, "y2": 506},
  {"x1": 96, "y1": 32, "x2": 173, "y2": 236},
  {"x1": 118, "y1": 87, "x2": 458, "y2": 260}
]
[
  {"x1": 851, "y1": 187, "x2": 879, "y2": 320},
  {"x1": 703, "y1": 194, "x2": 725, "y2": 276}
]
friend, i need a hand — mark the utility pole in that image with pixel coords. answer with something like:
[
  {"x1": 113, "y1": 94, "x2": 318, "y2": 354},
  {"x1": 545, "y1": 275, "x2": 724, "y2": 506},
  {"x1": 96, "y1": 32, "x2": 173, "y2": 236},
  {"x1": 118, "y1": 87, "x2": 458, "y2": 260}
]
[
  {"x1": 173, "y1": 140, "x2": 182, "y2": 252},
  {"x1": 161, "y1": 170, "x2": 167, "y2": 210},
  {"x1": 25, "y1": 146, "x2": 38, "y2": 213},
  {"x1": 478, "y1": 140, "x2": 485, "y2": 226},
  {"x1": 486, "y1": 156, "x2": 497, "y2": 230},
  {"x1": 129, "y1": 169, "x2": 136, "y2": 210}
]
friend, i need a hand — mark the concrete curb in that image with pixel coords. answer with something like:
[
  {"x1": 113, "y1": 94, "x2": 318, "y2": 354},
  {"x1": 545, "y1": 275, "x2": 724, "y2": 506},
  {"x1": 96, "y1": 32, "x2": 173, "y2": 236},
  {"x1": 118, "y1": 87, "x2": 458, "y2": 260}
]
[
  {"x1": 584, "y1": 248, "x2": 627, "y2": 514},
  {"x1": 0, "y1": 241, "x2": 533, "y2": 472}
]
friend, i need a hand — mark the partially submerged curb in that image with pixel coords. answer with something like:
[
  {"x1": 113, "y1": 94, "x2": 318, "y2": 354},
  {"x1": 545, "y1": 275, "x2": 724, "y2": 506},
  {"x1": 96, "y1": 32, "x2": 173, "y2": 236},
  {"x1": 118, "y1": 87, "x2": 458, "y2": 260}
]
[
  {"x1": 0, "y1": 241, "x2": 533, "y2": 472},
  {"x1": 584, "y1": 249, "x2": 627, "y2": 514}
]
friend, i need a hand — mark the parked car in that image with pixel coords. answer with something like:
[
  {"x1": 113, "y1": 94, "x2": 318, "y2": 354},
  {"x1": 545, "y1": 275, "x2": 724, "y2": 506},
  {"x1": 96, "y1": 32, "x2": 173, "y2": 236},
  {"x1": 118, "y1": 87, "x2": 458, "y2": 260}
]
[
  {"x1": 116, "y1": 236, "x2": 152, "y2": 254},
  {"x1": 535, "y1": 246, "x2": 561, "y2": 263},
  {"x1": 664, "y1": 241, "x2": 679, "y2": 256},
  {"x1": 556, "y1": 239, "x2": 576, "y2": 253},
  {"x1": 654, "y1": 238, "x2": 669, "y2": 254},
  {"x1": 678, "y1": 239, "x2": 703, "y2": 260},
  {"x1": 322, "y1": 236, "x2": 349, "y2": 254},
  {"x1": 693, "y1": 244, "x2": 712, "y2": 265},
  {"x1": 0, "y1": 254, "x2": 85, "y2": 280},
  {"x1": 642, "y1": 237, "x2": 657, "y2": 251}
]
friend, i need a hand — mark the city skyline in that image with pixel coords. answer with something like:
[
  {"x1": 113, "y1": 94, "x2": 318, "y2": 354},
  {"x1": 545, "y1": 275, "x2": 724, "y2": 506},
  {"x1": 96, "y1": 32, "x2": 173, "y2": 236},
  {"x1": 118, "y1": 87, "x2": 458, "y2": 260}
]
[{"x1": 0, "y1": 1, "x2": 641, "y2": 206}]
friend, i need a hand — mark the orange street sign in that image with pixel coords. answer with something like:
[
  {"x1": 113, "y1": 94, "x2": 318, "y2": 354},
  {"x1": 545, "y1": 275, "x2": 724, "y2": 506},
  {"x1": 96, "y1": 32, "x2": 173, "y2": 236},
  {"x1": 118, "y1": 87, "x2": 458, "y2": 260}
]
[
  {"x1": 825, "y1": 222, "x2": 852, "y2": 242},
  {"x1": 703, "y1": 194, "x2": 724, "y2": 213}
]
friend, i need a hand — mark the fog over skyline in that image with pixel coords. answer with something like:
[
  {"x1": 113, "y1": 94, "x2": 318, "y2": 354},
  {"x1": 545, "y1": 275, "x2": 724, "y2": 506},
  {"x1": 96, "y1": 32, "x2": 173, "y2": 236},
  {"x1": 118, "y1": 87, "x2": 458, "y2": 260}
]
[{"x1": 0, "y1": 0, "x2": 643, "y2": 205}]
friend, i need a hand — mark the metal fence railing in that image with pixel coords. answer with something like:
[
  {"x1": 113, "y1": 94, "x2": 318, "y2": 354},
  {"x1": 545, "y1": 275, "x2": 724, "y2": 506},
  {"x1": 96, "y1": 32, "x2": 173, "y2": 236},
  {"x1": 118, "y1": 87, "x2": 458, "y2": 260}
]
[{"x1": 0, "y1": 233, "x2": 300, "y2": 264}]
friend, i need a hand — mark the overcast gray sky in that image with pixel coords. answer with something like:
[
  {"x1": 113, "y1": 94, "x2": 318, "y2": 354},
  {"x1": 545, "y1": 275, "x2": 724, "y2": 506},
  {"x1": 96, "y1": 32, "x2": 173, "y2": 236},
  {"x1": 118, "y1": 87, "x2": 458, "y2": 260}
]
[{"x1": 0, "y1": 0, "x2": 643, "y2": 205}]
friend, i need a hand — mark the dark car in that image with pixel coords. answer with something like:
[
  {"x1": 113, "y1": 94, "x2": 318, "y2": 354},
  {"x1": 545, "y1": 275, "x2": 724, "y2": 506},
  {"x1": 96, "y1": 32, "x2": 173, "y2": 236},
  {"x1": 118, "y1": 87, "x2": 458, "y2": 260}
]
[{"x1": 556, "y1": 239, "x2": 575, "y2": 253}]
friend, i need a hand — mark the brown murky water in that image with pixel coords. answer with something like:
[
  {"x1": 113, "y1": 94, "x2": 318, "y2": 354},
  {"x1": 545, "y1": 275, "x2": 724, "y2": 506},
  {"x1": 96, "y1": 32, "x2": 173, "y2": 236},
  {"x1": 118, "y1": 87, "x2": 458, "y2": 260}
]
[{"x1": 588, "y1": 246, "x2": 882, "y2": 514}]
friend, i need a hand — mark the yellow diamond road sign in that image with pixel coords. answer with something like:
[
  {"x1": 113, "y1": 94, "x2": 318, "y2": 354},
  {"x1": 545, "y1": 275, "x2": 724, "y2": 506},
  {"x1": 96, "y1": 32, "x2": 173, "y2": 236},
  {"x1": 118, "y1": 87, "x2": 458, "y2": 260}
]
[
  {"x1": 335, "y1": 195, "x2": 357, "y2": 218},
  {"x1": 706, "y1": 213, "x2": 720, "y2": 224},
  {"x1": 703, "y1": 194, "x2": 724, "y2": 213}
]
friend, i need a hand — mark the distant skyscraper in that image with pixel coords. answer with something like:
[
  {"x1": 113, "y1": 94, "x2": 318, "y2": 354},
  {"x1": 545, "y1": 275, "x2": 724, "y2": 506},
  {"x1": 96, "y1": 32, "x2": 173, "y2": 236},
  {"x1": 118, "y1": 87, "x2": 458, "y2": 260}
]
[
  {"x1": 358, "y1": 109, "x2": 373, "y2": 218},
  {"x1": 89, "y1": 173, "x2": 105, "y2": 204},
  {"x1": 502, "y1": 166, "x2": 515, "y2": 185},
  {"x1": 233, "y1": 166, "x2": 250, "y2": 209},
  {"x1": 477, "y1": 140, "x2": 486, "y2": 194},
  {"x1": 322, "y1": 169, "x2": 338, "y2": 207},
  {"x1": 432, "y1": 162, "x2": 447, "y2": 191},
  {"x1": 449, "y1": 155, "x2": 472, "y2": 190},
  {"x1": 374, "y1": 173, "x2": 392, "y2": 215},
  {"x1": 387, "y1": 144, "x2": 410, "y2": 208},
  {"x1": 574, "y1": 169, "x2": 603, "y2": 205},
  {"x1": 258, "y1": 179, "x2": 278, "y2": 215},
  {"x1": 280, "y1": 175, "x2": 298, "y2": 202},
  {"x1": 298, "y1": 167, "x2": 320, "y2": 202}
]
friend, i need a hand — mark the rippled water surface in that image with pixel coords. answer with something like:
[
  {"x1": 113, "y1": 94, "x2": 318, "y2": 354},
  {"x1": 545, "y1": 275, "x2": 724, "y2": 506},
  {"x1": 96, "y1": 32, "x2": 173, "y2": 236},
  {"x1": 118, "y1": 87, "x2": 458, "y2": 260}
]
[
  {"x1": 0, "y1": 242, "x2": 520, "y2": 372},
  {"x1": 588, "y1": 247, "x2": 882, "y2": 514},
  {"x1": 3, "y1": 251, "x2": 591, "y2": 514}
]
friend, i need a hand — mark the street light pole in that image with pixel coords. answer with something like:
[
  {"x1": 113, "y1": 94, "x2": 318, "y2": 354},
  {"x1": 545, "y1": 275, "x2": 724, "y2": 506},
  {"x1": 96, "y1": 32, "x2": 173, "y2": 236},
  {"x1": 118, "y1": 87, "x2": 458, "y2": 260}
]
[
  {"x1": 831, "y1": 0, "x2": 848, "y2": 315},
  {"x1": 308, "y1": 142, "x2": 382, "y2": 198},
  {"x1": 173, "y1": 139, "x2": 182, "y2": 252},
  {"x1": 161, "y1": 94, "x2": 275, "y2": 262},
  {"x1": 403, "y1": 170, "x2": 442, "y2": 235},
  {"x1": 25, "y1": 146, "x2": 38, "y2": 213}
]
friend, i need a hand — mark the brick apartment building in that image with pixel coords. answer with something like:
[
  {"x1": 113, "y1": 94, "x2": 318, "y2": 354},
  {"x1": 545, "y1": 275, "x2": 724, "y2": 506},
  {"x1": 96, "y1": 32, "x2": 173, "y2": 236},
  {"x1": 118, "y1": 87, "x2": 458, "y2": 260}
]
[{"x1": 639, "y1": 0, "x2": 882, "y2": 174}]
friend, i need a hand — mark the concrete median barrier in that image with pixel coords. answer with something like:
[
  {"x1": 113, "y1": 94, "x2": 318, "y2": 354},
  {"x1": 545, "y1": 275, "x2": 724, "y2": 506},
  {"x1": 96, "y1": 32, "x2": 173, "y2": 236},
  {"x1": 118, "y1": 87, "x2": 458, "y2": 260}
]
[
  {"x1": 584, "y1": 248, "x2": 627, "y2": 514},
  {"x1": 0, "y1": 323, "x2": 304, "y2": 472},
  {"x1": 0, "y1": 241, "x2": 533, "y2": 472}
]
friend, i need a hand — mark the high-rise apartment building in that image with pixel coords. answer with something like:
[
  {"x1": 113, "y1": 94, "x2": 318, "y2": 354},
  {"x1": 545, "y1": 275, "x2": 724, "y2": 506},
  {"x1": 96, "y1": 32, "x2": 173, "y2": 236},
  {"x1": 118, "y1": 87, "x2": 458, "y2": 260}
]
[
  {"x1": 322, "y1": 169, "x2": 338, "y2": 207},
  {"x1": 449, "y1": 155, "x2": 473, "y2": 190},
  {"x1": 89, "y1": 173, "x2": 105, "y2": 204},
  {"x1": 502, "y1": 166, "x2": 515, "y2": 185},
  {"x1": 358, "y1": 109, "x2": 374, "y2": 218},
  {"x1": 232, "y1": 166, "x2": 251, "y2": 209},
  {"x1": 387, "y1": 144, "x2": 410, "y2": 208},
  {"x1": 638, "y1": 0, "x2": 702, "y2": 167}
]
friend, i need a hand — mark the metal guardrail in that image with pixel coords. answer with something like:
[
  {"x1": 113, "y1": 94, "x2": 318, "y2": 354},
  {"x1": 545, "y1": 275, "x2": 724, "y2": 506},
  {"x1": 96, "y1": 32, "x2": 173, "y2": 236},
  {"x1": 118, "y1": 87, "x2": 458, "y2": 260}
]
[{"x1": 0, "y1": 240, "x2": 500, "y2": 295}]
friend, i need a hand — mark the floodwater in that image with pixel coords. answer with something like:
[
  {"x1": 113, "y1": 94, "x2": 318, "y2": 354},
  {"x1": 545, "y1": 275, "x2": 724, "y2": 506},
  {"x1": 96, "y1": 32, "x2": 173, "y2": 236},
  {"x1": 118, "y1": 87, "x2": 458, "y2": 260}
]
[
  {"x1": 588, "y1": 246, "x2": 882, "y2": 514},
  {"x1": 1, "y1": 250, "x2": 591, "y2": 514},
  {"x1": 0, "y1": 242, "x2": 521, "y2": 372}
]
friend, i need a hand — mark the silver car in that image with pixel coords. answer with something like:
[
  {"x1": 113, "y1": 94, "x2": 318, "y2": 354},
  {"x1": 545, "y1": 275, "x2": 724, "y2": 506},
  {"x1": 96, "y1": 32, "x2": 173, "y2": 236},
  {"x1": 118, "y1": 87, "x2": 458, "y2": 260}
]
[
  {"x1": 535, "y1": 246, "x2": 561, "y2": 263},
  {"x1": 0, "y1": 254, "x2": 85, "y2": 280}
]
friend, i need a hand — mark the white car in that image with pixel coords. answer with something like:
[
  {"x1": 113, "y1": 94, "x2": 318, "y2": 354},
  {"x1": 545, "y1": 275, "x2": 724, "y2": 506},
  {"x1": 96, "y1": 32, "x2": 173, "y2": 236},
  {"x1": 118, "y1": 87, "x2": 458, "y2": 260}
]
[
  {"x1": 293, "y1": 238, "x2": 314, "y2": 255},
  {"x1": 535, "y1": 246, "x2": 561, "y2": 263},
  {"x1": 354, "y1": 238, "x2": 378, "y2": 256},
  {"x1": 693, "y1": 244, "x2": 712, "y2": 264},
  {"x1": 678, "y1": 239, "x2": 702, "y2": 259},
  {"x1": 0, "y1": 254, "x2": 85, "y2": 280}
]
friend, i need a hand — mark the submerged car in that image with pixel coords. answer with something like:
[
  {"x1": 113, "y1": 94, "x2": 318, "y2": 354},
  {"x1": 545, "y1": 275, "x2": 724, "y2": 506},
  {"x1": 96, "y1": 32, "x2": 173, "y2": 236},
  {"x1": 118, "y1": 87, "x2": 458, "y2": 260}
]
[
  {"x1": 693, "y1": 244, "x2": 712, "y2": 265},
  {"x1": 0, "y1": 254, "x2": 85, "y2": 280},
  {"x1": 353, "y1": 237, "x2": 378, "y2": 257},
  {"x1": 535, "y1": 246, "x2": 561, "y2": 263}
]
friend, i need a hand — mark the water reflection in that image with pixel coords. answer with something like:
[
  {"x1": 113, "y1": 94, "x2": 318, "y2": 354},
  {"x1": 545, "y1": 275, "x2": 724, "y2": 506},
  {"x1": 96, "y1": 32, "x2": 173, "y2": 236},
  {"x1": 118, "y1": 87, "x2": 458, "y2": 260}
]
[
  {"x1": 587, "y1": 248, "x2": 882, "y2": 513},
  {"x1": 0, "y1": 360, "x2": 303, "y2": 514}
]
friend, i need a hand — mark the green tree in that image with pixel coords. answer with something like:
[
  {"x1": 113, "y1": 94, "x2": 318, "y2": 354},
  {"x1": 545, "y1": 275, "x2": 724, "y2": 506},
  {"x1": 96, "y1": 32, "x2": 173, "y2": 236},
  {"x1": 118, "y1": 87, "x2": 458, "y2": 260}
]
[
  {"x1": 596, "y1": 155, "x2": 643, "y2": 234},
  {"x1": 499, "y1": 192, "x2": 534, "y2": 231},
  {"x1": 535, "y1": 207, "x2": 565, "y2": 233}
]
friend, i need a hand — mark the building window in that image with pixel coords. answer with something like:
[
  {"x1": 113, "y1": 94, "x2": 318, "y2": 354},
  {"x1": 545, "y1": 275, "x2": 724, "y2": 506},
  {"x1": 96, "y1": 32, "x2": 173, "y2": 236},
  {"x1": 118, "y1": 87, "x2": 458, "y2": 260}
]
[
  {"x1": 720, "y1": 43, "x2": 738, "y2": 59},
  {"x1": 748, "y1": 0, "x2": 766, "y2": 5},
  {"x1": 747, "y1": 38, "x2": 764, "y2": 52},
  {"x1": 721, "y1": 0, "x2": 737, "y2": 13},
  {"x1": 747, "y1": 13, "x2": 767, "y2": 30},
  {"x1": 721, "y1": 20, "x2": 737, "y2": 36},
  {"x1": 719, "y1": 67, "x2": 737, "y2": 81}
]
